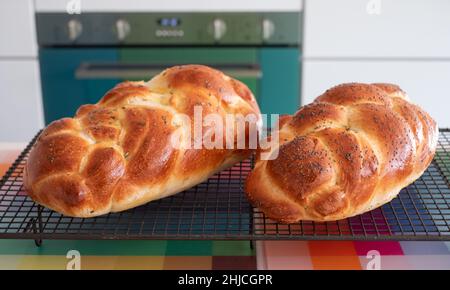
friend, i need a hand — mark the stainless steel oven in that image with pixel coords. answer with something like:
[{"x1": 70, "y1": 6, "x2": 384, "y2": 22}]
[{"x1": 36, "y1": 12, "x2": 301, "y2": 124}]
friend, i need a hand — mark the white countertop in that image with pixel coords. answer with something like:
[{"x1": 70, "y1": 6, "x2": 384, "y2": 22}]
[{"x1": 0, "y1": 143, "x2": 27, "y2": 151}]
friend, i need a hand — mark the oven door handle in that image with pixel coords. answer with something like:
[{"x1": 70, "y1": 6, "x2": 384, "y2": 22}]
[{"x1": 75, "y1": 63, "x2": 262, "y2": 79}]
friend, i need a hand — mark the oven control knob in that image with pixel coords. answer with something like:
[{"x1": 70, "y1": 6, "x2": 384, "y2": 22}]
[
  {"x1": 67, "y1": 19, "x2": 82, "y2": 41},
  {"x1": 212, "y1": 18, "x2": 227, "y2": 41},
  {"x1": 115, "y1": 19, "x2": 131, "y2": 41},
  {"x1": 262, "y1": 19, "x2": 275, "y2": 41}
]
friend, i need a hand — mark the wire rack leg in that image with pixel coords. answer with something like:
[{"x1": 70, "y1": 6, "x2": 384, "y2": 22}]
[
  {"x1": 24, "y1": 205, "x2": 43, "y2": 247},
  {"x1": 35, "y1": 205, "x2": 43, "y2": 246},
  {"x1": 32, "y1": 219, "x2": 42, "y2": 247}
]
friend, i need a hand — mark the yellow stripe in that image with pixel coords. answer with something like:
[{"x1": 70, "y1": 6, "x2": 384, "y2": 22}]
[
  {"x1": 18, "y1": 255, "x2": 66, "y2": 270},
  {"x1": 0, "y1": 255, "x2": 166, "y2": 270},
  {"x1": 83, "y1": 256, "x2": 165, "y2": 270}
]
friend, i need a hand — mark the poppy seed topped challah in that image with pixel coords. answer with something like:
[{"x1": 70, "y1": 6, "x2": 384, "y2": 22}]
[{"x1": 245, "y1": 83, "x2": 438, "y2": 223}]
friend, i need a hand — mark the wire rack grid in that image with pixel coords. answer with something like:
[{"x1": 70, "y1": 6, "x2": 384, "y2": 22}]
[{"x1": 0, "y1": 129, "x2": 449, "y2": 245}]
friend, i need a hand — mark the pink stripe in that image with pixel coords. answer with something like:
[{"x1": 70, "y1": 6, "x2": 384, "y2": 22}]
[{"x1": 354, "y1": 241, "x2": 404, "y2": 256}]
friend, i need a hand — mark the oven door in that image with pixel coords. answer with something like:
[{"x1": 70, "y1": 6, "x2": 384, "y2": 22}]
[
  {"x1": 40, "y1": 48, "x2": 120, "y2": 123},
  {"x1": 40, "y1": 47, "x2": 299, "y2": 124}
]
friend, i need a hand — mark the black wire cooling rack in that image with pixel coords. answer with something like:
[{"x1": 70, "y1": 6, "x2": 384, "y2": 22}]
[{"x1": 0, "y1": 129, "x2": 450, "y2": 246}]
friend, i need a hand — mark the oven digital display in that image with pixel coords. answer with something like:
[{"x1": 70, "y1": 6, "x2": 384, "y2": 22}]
[{"x1": 158, "y1": 18, "x2": 181, "y2": 27}]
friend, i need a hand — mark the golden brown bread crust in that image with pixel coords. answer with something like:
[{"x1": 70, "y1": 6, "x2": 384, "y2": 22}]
[
  {"x1": 24, "y1": 65, "x2": 260, "y2": 217},
  {"x1": 245, "y1": 83, "x2": 438, "y2": 223}
]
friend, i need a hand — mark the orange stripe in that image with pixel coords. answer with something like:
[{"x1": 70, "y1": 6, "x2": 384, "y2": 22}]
[
  {"x1": 308, "y1": 241, "x2": 358, "y2": 256},
  {"x1": 310, "y1": 255, "x2": 362, "y2": 270},
  {"x1": 0, "y1": 163, "x2": 11, "y2": 178},
  {"x1": 308, "y1": 241, "x2": 361, "y2": 270}
]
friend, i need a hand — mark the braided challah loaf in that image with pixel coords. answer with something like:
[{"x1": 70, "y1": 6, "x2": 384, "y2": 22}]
[
  {"x1": 245, "y1": 83, "x2": 438, "y2": 223},
  {"x1": 24, "y1": 65, "x2": 260, "y2": 217}
]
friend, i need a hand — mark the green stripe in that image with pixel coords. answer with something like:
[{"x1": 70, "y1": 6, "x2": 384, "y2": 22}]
[
  {"x1": 212, "y1": 241, "x2": 254, "y2": 256},
  {"x1": 165, "y1": 240, "x2": 213, "y2": 256}
]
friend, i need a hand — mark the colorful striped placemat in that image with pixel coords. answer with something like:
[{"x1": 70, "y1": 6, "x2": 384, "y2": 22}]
[
  {"x1": 256, "y1": 240, "x2": 450, "y2": 270},
  {"x1": 0, "y1": 239, "x2": 255, "y2": 270}
]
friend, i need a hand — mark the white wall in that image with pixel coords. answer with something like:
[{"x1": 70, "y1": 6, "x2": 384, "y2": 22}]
[
  {"x1": 0, "y1": 1, "x2": 37, "y2": 57},
  {"x1": 0, "y1": 61, "x2": 44, "y2": 141},
  {"x1": 36, "y1": 0, "x2": 303, "y2": 12},
  {"x1": 304, "y1": 0, "x2": 450, "y2": 58},
  {"x1": 303, "y1": 0, "x2": 450, "y2": 127},
  {"x1": 303, "y1": 60, "x2": 450, "y2": 128},
  {"x1": 0, "y1": 0, "x2": 44, "y2": 142}
]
